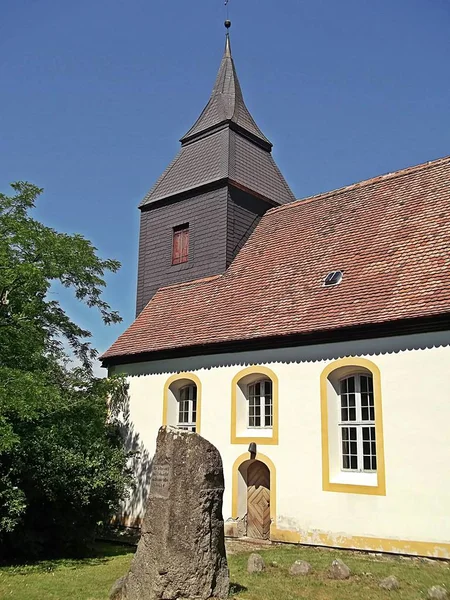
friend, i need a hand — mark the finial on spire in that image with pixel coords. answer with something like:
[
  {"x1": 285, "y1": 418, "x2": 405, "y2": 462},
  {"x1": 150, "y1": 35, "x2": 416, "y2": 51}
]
[{"x1": 224, "y1": 15, "x2": 232, "y2": 57}]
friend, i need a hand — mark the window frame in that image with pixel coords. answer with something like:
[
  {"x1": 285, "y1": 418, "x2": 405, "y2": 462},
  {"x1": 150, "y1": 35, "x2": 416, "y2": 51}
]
[
  {"x1": 231, "y1": 366, "x2": 279, "y2": 445},
  {"x1": 177, "y1": 384, "x2": 197, "y2": 432},
  {"x1": 320, "y1": 358, "x2": 386, "y2": 496},
  {"x1": 247, "y1": 379, "x2": 273, "y2": 429},
  {"x1": 338, "y1": 374, "x2": 376, "y2": 473},
  {"x1": 163, "y1": 373, "x2": 202, "y2": 435}
]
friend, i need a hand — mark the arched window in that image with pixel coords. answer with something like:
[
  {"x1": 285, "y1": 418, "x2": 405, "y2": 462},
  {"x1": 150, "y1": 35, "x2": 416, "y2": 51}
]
[
  {"x1": 321, "y1": 358, "x2": 385, "y2": 495},
  {"x1": 163, "y1": 374, "x2": 201, "y2": 434},
  {"x1": 177, "y1": 384, "x2": 197, "y2": 432},
  {"x1": 339, "y1": 374, "x2": 376, "y2": 472},
  {"x1": 231, "y1": 366, "x2": 278, "y2": 445},
  {"x1": 248, "y1": 380, "x2": 273, "y2": 428}
]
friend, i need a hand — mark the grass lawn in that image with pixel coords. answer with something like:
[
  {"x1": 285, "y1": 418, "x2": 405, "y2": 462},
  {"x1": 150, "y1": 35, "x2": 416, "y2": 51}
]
[{"x1": 0, "y1": 541, "x2": 449, "y2": 600}]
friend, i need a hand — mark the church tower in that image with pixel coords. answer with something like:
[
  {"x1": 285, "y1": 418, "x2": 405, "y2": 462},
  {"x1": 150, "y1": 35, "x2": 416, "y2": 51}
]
[{"x1": 136, "y1": 28, "x2": 295, "y2": 315}]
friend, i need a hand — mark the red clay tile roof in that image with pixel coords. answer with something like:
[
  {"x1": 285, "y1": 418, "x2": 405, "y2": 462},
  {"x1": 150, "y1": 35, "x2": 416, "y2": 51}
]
[{"x1": 103, "y1": 155, "x2": 450, "y2": 362}]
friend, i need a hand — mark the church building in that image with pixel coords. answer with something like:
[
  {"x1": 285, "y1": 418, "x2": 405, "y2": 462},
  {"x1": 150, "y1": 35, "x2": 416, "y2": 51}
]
[{"x1": 102, "y1": 28, "x2": 450, "y2": 558}]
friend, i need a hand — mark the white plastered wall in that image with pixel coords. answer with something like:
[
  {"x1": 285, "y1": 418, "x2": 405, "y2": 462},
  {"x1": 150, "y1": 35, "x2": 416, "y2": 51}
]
[{"x1": 111, "y1": 330, "x2": 450, "y2": 555}]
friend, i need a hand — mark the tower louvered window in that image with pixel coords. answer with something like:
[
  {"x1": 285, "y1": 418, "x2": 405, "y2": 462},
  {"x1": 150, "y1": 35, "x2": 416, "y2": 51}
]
[{"x1": 172, "y1": 224, "x2": 189, "y2": 265}]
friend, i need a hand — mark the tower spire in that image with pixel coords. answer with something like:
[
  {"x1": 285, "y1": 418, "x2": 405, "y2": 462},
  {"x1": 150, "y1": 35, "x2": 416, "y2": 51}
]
[
  {"x1": 180, "y1": 24, "x2": 271, "y2": 149},
  {"x1": 139, "y1": 25, "x2": 295, "y2": 209}
]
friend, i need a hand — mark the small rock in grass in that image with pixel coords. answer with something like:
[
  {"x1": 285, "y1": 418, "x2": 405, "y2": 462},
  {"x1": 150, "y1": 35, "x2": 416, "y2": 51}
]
[
  {"x1": 270, "y1": 560, "x2": 279, "y2": 567},
  {"x1": 328, "y1": 558, "x2": 351, "y2": 580},
  {"x1": 428, "y1": 586, "x2": 448, "y2": 600},
  {"x1": 289, "y1": 560, "x2": 312, "y2": 576},
  {"x1": 379, "y1": 575, "x2": 400, "y2": 591},
  {"x1": 247, "y1": 553, "x2": 265, "y2": 573}
]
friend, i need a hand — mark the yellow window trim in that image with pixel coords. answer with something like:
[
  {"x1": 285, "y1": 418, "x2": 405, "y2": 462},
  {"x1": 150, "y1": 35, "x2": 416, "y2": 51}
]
[
  {"x1": 320, "y1": 357, "x2": 386, "y2": 496},
  {"x1": 231, "y1": 452, "x2": 277, "y2": 534},
  {"x1": 231, "y1": 366, "x2": 279, "y2": 445},
  {"x1": 163, "y1": 372, "x2": 202, "y2": 435}
]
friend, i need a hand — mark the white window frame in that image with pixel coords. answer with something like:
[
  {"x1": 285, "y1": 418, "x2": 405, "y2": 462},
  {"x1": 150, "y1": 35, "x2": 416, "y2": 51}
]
[
  {"x1": 247, "y1": 379, "x2": 273, "y2": 429},
  {"x1": 177, "y1": 384, "x2": 197, "y2": 432},
  {"x1": 338, "y1": 374, "x2": 376, "y2": 473}
]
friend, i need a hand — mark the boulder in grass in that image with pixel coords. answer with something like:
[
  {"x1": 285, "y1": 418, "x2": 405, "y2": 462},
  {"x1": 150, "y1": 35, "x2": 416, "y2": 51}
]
[
  {"x1": 379, "y1": 575, "x2": 400, "y2": 591},
  {"x1": 247, "y1": 553, "x2": 265, "y2": 573},
  {"x1": 328, "y1": 558, "x2": 351, "y2": 580},
  {"x1": 428, "y1": 586, "x2": 448, "y2": 600},
  {"x1": 289, "y1": 560, "x2": 312, "y2": 576}
]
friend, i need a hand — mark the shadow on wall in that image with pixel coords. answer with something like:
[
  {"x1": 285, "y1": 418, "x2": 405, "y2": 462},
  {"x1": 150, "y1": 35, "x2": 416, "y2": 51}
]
[{"x1": 115, "y1": 387, "x2": 153, "y2": 528}]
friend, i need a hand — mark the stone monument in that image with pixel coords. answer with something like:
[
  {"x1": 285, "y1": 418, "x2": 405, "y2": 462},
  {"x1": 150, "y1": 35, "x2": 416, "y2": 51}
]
[{"x1": 111, "y1": 426, "x2": 229, "y2": 600}]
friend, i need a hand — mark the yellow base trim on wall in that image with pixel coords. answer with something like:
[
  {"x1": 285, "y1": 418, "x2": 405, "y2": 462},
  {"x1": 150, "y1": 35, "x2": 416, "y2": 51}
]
[
  {"x1": 271, "y1": 527, "x2": 450, "y2": 559},
  {"x1": 320, "y1": 357, "x2": 386, "y2": 496},
  {"x1": 163, "y1": 372, "x2": 202, "y2": 435},
  {"x1": 231, "y1": 366, "x2": 279, "y2": 445}
]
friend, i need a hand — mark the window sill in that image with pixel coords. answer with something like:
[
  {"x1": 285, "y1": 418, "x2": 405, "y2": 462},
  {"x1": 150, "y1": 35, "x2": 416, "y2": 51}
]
[
  {"x1": 331, "y1": 471, "x2": 377, "y2": 486},
  {"x1": 324, "y1": 471, "x2": 385, "y2": 496},
  {"x1": 232, "y1": 429, "x2": 278, "y2": 445}
]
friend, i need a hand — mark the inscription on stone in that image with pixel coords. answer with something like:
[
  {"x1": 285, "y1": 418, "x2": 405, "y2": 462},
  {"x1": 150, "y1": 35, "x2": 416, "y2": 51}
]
[{"x1": 151, "y1": 464, "x2": 170, "y2": 498}]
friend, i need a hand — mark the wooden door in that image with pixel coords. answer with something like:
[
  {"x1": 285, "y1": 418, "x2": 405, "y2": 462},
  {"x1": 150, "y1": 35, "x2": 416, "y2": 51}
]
[{"x1": 247, "y1": 461, "x2": 270, "y2": 539}]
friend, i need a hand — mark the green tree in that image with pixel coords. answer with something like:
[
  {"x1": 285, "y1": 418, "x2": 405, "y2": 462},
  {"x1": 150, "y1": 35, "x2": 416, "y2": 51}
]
[{"x1": 0, "y1": 182, "x2": 129, "y2": 558}]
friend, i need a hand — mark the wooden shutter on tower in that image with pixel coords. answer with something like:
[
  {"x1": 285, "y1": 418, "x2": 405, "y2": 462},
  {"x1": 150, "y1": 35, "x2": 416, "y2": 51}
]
[
  {"x1": 180, "y1": 227, "x2": 189, "y2": 262},
  {"x1": 172, "y1": 224, "x2": 189, "y2": 265}
]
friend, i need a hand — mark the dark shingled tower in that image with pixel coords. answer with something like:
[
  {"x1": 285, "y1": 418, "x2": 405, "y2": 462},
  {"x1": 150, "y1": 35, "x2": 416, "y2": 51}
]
[{"x1": 136, "y1": 31, "x2": 295, "y2": 315}]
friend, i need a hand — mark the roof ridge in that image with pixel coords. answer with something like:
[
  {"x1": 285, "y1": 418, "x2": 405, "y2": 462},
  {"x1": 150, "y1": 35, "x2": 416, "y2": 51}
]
[{"x1": 271, "y1": 154, "x2": 450, "y2": 215}]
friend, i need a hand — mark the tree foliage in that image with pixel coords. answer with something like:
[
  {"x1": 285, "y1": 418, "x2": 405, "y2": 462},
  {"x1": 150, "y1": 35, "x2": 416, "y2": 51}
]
[{"x1": 0, "y1": 182, "x2": 129, "y2": 558}]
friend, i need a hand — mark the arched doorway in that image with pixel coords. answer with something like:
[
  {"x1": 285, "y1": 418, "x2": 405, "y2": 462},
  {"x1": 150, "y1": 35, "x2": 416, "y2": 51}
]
[{"x1": 247, "y1": 461, "x2": 271, "y2": 539}]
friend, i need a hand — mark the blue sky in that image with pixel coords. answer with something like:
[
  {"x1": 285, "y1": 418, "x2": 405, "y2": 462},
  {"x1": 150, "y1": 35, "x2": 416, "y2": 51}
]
[{"x1": 1, "y1": 0, "x2": 449, "y2": 365}]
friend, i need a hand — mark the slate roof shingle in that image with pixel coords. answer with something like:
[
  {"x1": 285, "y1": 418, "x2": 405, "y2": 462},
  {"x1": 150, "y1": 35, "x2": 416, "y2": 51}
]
[
  {"x1": 103, "y1": 155, "x2": 450, "y2": 363},
  {"x1": 140, "y1": 130, "x2": 228, "y2": 206},
  {"x1": 140, "y1": 129, "x2": 296, "y2": 207}
]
